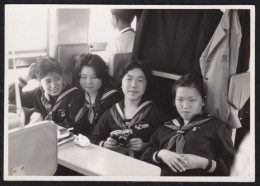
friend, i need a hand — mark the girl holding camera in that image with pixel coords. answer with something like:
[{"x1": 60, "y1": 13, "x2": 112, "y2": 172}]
[{"x1": 90, "y1": 61, "x2": 168, "y2": 158}]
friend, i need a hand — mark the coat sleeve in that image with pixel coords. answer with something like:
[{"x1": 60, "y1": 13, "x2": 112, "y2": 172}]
[
  {"x1": 89, "y1": 109, "x2": 113, "y2": 146},
  {"x1": 141, "y1": 126, "x2": 164, "y2": 165},
  {"x1": 211, "y1": 123, "x2": 236, "y2": 176}
]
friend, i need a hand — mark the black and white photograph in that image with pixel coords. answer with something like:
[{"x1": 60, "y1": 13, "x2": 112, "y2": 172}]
[{"x1": 4, "y1": 4, "x2": 255, "y2": 182}]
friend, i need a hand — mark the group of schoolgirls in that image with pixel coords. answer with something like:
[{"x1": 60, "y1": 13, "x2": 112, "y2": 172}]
[{"x1": 8, "y1": 53, "x2": 235, "y2": 176}]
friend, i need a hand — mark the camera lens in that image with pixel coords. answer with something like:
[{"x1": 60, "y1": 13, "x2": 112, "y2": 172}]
[{"x1": 118, "y1": 136, "x2": 127, "y2": 146}]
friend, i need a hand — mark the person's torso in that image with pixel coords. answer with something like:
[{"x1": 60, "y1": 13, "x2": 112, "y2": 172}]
[
  {"x1": 112, "y1": 30, "x2": 135, "y2": 53},
  {"x1": 75, "y1": 88, "x2": 122, "y2": 136},
  {"x1": 30, "y1": 86, "x2": 79, "y2": 127},
  {"x1": 108, "y1": 102, "x2": 161, "y2": 143},
  {"x1": 159, "y1": 118, "x2": 222, "y2": 160}
]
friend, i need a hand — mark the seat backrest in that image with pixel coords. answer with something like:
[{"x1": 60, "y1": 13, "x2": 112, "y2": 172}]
[
  {"x1": 57, "y1": 44, "x2": 89, "y2": 85},
  {"x1": 109, "y1": 53, "x2": 132, "y2": 78},
  {"x1": 8, "y1": 121, "x2": 57, "y2": 176}
]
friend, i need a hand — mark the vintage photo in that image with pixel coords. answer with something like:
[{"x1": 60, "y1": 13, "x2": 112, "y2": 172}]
[{"x1": 4, "y1": 4, "x2": 255, "y2": 182}]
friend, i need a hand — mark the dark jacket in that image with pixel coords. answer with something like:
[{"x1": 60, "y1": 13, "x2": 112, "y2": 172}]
[
  {"x1": 89, "y1": 99, "x2": 168, "y2": 158},
  {"x1": 9, "y1": 78, "x2": 82, "y2": 128},
  {"x1": 132, "y1": 9, "x2": 222, "y2": 75},
  {"x1": 141, "y1": 115, "x2": 236, "y2": 176},
  {"x1": 73, "y1": 86, "x2": 122, "y2": 137}
]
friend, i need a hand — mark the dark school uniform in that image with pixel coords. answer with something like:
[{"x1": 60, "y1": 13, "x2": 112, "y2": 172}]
[
  {"x1": 89, "y1": 99, "x2": 168, "y2": 158},
  {"x1": 72, "y1": 86, "x2": 122, "y2": 137},
  {"x1": 141, "y1": 115, "x2": 236, "y2": 176},
  {"x1": 9, "y1": 77, "x2": 82, "y2": 128}
]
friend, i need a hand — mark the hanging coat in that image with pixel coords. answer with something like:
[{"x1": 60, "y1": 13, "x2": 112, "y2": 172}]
[
  {"x1": 132, "y1": 9, "x2": 222, "y2": 75},
  {"x1": 199, "y1": 10, "x2": 242, "y2": 128}
]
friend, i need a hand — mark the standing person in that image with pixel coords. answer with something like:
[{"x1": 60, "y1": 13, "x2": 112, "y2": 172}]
[
  {"x1": 141, "y1": 74, "x2": 236, "y2": 176},
  {"x1": 73, "y1": 53, "x2": 122, "y2": 136},
  {"x1": 104, "y1": 9, "x2": 136, "y2": 65},
  {"x1": 90, "y1": 61, "x2": 168, "y2": 159},
  {"x1": 9, "y1": 57, "x2": 82, "y2": 128}
]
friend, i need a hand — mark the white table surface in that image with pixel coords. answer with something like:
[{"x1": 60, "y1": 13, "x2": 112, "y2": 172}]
[{"x1": 58, "y1": 141, "x2": 161, "y2": 176}]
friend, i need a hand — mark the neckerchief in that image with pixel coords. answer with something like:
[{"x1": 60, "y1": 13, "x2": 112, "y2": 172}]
[
  {"x1": 110, "y1": 100, "x2": 153, "y2": 129},
  {"x1": 75, "y1": 89, "x2": 118, "y2": 124},
  {"x1": 165, "y1": 115, "x2": 213, "y2": 154},
  {"x1": 42, "y1": 86, "x2": 78, "y2": 120}
]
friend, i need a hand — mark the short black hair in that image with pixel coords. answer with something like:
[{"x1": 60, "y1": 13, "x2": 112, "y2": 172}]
[
  {"x1": 171, "y1": 74, "x2": 205, "y2": 107},
  {"x1": 33, "y1": 57, "x2": 62, "y2": 80},
  {"x1": 111, "y1": 9, "x2": 136, "y2": 24},
  {"x1": 73, "y1": 53, "x2": 109, "y2": 87},
  {"x1": 117, "y1": 60, "x2": 152, "y2": 98}
]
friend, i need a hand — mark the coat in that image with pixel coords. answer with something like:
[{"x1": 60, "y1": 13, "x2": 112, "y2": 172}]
[{"x1": 199, "y1": 9, "x2": 242, "y2": 128}]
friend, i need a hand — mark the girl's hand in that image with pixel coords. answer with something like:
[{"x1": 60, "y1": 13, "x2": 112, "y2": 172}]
[
  {"x1": 181, "y1": 154, "x2": 209, "y2": 170},
  {"x1": 21, "y1": 63, "x2": 36, "y2": 82},
  {"x1": 104, "y1": 137, "x2": 120, "y2": 150},
  {"x1": 158, "y1": 149, "x2": 187, "y2": 172},
  {"x1": 126, "y1": 138, "x2": 148, "y2": 152}
]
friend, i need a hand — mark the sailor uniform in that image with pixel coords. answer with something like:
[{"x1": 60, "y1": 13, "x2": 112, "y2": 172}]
[
  {"x1": 89, "y1": 99, "x2": 168, "y2": 158},
  {"x1": 73, "y1": 86, "x2": 122, "y2": 137},
  {"x1": 141, "y1": 115, "x2": 236, "y2": 176},
  {"x1": 9, "y1": 77, "x2": 82, "y2": 128}
]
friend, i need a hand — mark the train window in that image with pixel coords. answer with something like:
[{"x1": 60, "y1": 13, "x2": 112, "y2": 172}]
[
  {"x1": 88, "y1": 8, "x2": 116, "y2": 45},
  {"x1": 88, "y1": 8, "x2": 137, "y2": 56},
  {"x1": 6, "y1": 5, "x2": 49, "y2": 85},
  {"x1": 6, "y1": 5, "x2": 48, "y2": 58}
]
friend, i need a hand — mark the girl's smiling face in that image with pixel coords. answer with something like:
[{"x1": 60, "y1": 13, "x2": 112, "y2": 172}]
[
  {"x1": 121, "y1": 68, "x2": 147, "y2": 102},
  {"x1": 79, "y1": 66, "x2": 102, "y2": 95},
  {"x1": 40, "y1": 72, "x2": 63, "y2": 96}
]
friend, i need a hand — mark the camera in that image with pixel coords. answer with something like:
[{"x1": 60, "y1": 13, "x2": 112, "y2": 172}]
[{"x1": 110, "y1": 129, "x2": 134, "y2": 147}]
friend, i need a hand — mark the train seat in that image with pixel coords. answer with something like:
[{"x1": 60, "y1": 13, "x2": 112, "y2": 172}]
[
  {"x1": 108, "y1": 53, "x2": 132, "y2": 78},
  {"x1": 56, "y1": 44, "x2": 89, "y2": 85}
]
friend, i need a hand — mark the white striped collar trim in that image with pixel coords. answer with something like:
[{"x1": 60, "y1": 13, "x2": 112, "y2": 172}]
[
  {"x1": 115, "y1": 101, "x2": 153, "y2": 121},
  {"x1": 172, "y1": 119, "x2": 181, "y2": 127},
  {"x1": 85, "y1": 92, "x2": 91, "y2": 103},
  {"x1": 101, "y1": 89, "x2": 118, "y2": 101},
  {"x1": 43, "y1": 85, "x2": 77, "y2": 103},
  {"x1": 133, "y1": 101, "x2": 153, "y2": 117},
  {"x1": 115, "y1": 103, "x2": 124, "y2": 120},
  {"x1": 56, "y1": 87, "x2": 77, "y2": 103}
]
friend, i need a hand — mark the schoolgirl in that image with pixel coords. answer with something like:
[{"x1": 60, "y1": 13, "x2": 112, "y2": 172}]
[
  {"x1": 72, "y1": 53, "x2": 121, "y2": 136},
  {"x1": 141, "y1": 74, "x2": 236, "y2": 176},
  {"x1": 90, "y1": 61, "x2": 168, "y2": 158},
  {"x1": 9, "y1": 57, "x2": 82, "y2": 128}
]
